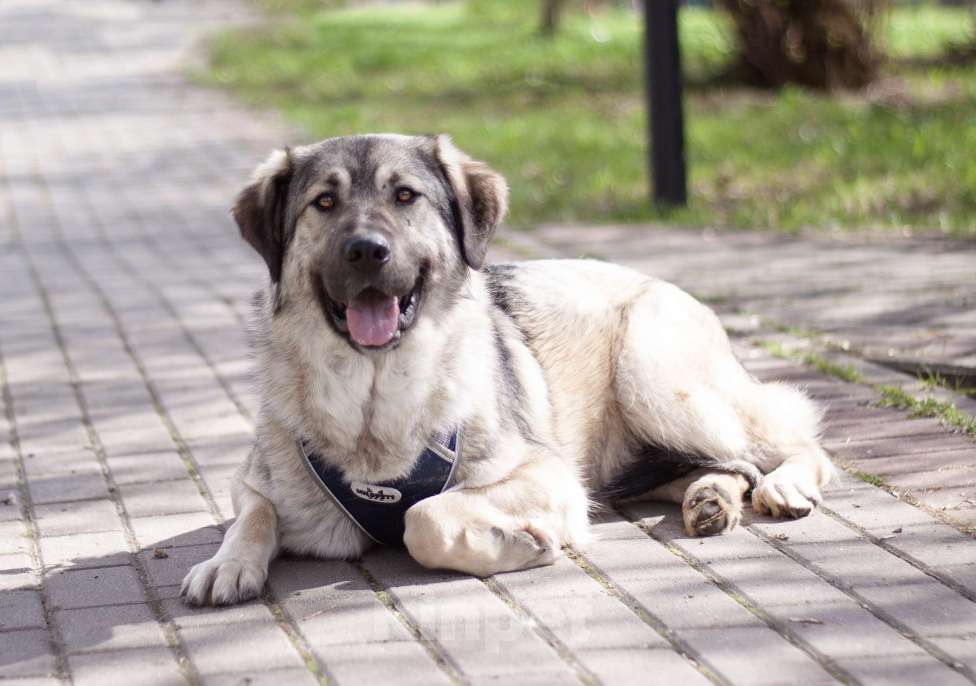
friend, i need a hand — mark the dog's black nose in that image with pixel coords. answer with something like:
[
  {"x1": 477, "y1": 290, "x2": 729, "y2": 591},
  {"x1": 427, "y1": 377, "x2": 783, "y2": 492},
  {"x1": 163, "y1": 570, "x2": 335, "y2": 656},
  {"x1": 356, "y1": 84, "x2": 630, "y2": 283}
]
[{"x1": 343, "y1": 234, "x2": 391, "y2": 271}]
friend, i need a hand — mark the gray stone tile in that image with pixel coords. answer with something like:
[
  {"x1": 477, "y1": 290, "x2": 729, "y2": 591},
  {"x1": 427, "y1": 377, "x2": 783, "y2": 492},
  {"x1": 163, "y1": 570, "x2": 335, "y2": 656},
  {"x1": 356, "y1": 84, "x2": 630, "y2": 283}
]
[
  {"x1": 320, "y1": 642, "x2": 453, "y2": 686},
  {"x1": 118, "y1": 479, "x2": 210, "y2": 518},
  {"x1": 201, "y1": 668, "x2": 319, "y2": 686},
  {"x1": 46, "y1": 565, "x2": 146, "y2": 610},
  {"x1": 0, "y1": 629, "x2": 57, "y2": 678},
  {"x1": 57, "y1": 603, "x2": 166, "y2": 654},
  {"x1": 0, "y1": 552, "x2": 36, "y2": 591},
  {"x1": 69, "y1": 647, "x2": 184, "y2": 686},
  {"x1": 139, "y1": 542, "x2": 220, "y2": 588},
  {"x1": 0, "y1": 588, "x2": 46, "y2": 631},
  {"x1": 365, "y1": 548, "x2": 577, "y2": 679},
  {"x1": 681, "y1": 626, "x2": 836, "y2": 686},
  {"x1": 0, "y1": 519, "x2": 30, "y2": 556},
  {"x1": 38, "y1": 530, "x2": 130, "y2": 570},
  {"x1": 129, "y1": 512, "x2": 223, "y2": 550},
  {"x1": 574, "y1": 647, "x2": 713, "y2": 686},
  {"x1": 268, "y1": 558, "x2": 414, "y2": 647},
  {"x1": 106, "y1": 451, "x2": 195, "y2": 486},
  {"x1": 839, "y1": 653, "x2": 972, "y2": 686},
  {"x1": 180, "y1": 621, "x2": 306, "y2": 675},
  {"x1": 497, "y1": 556, "x2": 669, "y2": 651},
  {"x1": 28, "y1": 472, "x2": 109, "y2": 505},
  {"x1": 33, "y1": 499, "x2": 121, "y2": 537},
  {"x1": 582, "y1": 518, "x2": 758, "y2": 631},
  {"x1": 160, "y1": 596, "x2": 274, "y2": 629}
]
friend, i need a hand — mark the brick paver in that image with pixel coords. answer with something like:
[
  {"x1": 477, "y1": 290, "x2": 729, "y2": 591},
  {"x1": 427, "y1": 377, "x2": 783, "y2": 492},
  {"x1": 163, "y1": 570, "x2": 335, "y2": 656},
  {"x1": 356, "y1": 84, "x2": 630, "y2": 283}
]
[{"x1": 0, "y1": 1, "x2": 974, "y2": 684}]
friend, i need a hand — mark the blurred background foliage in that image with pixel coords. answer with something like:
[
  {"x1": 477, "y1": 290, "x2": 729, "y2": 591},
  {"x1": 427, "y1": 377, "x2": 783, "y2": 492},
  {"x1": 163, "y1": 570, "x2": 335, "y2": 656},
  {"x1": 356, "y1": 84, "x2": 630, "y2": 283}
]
[{"x1": 204, "y1": 1, "x2": 976, "y2": 236}]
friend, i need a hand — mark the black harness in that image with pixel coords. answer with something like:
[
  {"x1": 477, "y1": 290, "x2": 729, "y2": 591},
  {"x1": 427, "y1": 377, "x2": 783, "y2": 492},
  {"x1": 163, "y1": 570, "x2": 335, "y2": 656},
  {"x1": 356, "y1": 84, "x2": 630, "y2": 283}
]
[{"x1": 299, "y1": 428, "x2": 462, "y2": 546}]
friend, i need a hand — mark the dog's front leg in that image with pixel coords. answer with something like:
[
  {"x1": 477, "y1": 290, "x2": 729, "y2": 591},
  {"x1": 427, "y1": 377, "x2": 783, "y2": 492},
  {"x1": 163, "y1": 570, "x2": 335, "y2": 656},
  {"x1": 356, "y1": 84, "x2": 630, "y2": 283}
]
[
  {"x1": 182, "y1": 482, "x2": 279, "y2": 605},
  {"x1": 402, "y1": 456, "x2": 588, "y2": 577}
]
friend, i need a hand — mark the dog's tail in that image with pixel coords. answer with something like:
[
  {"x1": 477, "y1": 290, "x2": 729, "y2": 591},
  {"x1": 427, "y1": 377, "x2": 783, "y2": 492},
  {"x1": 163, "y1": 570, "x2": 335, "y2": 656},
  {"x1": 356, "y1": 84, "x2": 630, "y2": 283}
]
[{"x1": 595, "y1": 444, "x2": 762, "y2": 502}]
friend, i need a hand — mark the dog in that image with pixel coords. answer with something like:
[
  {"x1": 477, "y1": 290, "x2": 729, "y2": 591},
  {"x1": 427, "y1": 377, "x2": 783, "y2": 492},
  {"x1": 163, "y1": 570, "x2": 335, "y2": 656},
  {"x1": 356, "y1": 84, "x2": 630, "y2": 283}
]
[{"x1": 181, "y1": 134, "x2": 834, "y2": 606}]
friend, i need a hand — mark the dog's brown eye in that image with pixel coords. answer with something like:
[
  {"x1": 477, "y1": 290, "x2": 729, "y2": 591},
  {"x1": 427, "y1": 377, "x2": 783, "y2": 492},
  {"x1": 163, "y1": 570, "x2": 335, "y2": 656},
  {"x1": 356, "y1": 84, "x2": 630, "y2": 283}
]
[
  {"x1": 395, "y1": 187, "x2": 416, "y2": 204},
  {"x1": 315, "y1": 193, "x2": 336, "y2": 210}
]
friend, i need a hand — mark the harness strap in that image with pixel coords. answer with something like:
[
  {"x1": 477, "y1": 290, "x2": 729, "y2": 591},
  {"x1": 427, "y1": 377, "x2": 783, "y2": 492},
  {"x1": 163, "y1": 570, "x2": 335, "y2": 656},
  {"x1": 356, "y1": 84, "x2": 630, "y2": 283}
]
[{"x1": 299, "y1": 428, "x2": 462, "y2": 546}]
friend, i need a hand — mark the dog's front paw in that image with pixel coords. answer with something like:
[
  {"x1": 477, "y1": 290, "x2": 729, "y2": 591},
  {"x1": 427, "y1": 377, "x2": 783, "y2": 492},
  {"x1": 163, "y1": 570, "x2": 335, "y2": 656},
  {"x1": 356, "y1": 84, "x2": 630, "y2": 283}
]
[
  {"x1": 491, "y1": 523, "x2": 559, "y2": 568},
  {"x1": 683, "y1": 483, "x2": 741, "y2": 537},
  {"x1": 751, "y1": 466, "x2": 822, "y2": 519},
  {"x1": 181, "y1": 556, "x2": 268, "y2": 606}
]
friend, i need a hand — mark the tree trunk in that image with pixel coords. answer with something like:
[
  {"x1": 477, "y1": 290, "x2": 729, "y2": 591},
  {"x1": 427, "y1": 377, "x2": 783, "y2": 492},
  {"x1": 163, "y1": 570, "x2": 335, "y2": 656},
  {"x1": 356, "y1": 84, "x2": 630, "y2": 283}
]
[
  {"x1": 715, "y1": 0, "x2": 889, "y2": 91},
  {"x1": 540, "y1": 0, "x2": 566, "y2": 37}
]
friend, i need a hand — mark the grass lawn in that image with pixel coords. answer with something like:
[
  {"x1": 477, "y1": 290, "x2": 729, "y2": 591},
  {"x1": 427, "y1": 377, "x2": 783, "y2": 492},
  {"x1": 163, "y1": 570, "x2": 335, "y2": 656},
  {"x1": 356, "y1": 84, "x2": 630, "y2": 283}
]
[{"x1": 204, "y1": 2, "x2": 976, "y2": 235}]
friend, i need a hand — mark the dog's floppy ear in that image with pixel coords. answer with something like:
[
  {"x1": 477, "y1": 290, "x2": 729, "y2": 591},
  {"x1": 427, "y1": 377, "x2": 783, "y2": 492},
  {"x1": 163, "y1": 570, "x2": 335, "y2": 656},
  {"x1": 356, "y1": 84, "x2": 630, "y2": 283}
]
[
  {"x1": 433, "y1": 135, "x2": 508, "y2": 270},
  {"x1": 232, "y1": 148, "x2": 294, "y2": 283}
]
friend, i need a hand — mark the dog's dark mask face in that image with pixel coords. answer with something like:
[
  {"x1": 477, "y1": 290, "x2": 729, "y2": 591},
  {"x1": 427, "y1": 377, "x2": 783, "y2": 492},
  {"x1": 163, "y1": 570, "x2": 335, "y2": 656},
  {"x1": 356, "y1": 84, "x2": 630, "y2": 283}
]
[{"x1": 232, "y1": 134, "x2": 508, "y2": 351}]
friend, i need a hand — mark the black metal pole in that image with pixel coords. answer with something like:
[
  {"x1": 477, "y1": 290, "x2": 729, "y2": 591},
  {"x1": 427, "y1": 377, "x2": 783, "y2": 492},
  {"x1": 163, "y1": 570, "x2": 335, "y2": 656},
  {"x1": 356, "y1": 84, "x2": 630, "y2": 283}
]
[{"x1": 645, "y1": 0, "x2": 687, "y2": 206}]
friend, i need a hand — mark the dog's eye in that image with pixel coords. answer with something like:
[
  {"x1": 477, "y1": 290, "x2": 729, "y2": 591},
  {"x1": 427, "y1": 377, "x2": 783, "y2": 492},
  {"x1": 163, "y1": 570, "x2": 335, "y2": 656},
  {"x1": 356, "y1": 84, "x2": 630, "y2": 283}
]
[
  {"x1": 395, "y1": 187, "x2": 416, "y2": 205},
  {"x1": 314, "y1": 193, "x2": 336, "y2": 211}
]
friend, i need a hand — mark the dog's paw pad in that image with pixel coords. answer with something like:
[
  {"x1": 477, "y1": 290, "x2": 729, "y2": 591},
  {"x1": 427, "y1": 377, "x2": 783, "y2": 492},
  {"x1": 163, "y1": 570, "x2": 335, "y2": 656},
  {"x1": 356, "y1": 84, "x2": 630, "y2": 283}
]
[{"x1": 684, "y1": 485, "x2": 740, "y2": 537}]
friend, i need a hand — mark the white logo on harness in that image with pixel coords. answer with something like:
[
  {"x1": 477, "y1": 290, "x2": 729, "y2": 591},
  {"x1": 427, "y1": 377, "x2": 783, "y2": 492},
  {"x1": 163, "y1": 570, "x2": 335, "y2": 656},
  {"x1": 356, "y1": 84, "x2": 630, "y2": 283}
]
[{"x1": 351, "y1": 482, "x2": 402, "y2": 504}]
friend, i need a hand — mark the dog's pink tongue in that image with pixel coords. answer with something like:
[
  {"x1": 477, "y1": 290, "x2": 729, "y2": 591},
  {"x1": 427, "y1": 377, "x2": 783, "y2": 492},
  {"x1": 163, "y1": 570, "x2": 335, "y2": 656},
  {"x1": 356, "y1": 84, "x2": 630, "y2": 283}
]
[{"x1": 346, "y1": 292, "x2": 399, "y2": 347}]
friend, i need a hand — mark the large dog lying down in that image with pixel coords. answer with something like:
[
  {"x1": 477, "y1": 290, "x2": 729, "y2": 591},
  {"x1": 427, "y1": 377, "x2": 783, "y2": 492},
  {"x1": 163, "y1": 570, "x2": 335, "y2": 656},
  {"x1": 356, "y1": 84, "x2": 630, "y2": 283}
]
[{"x1": 182, "y1": 134, "x2": 833, "y2": 605}]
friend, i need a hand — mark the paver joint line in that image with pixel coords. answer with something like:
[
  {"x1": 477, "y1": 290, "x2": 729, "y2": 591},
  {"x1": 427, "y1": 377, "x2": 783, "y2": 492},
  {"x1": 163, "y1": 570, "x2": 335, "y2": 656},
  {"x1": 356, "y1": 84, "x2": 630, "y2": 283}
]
[
  {"x1": 42, "y1": 106, "x2": 328, "y2": 686},
  {"x1": 0, "y1": 343, "x2": 69, "y2": 682},
  {"x1": 819, "y1": 506, "x2": 976, "y2": 605},
  {"x1": 480, "y1": 576, "x2": 598, "y2": 686},
  {"x1": 352, "y1": 561, "x2": 469, "y2": 686},
  {"x1": 621, "y1": 507, "x2": 858, "y2": 686},
  {"x1": 259, "y1": 589, "x2": 333, "y2": 686},
  {"x1": 8, "y1": 201, "x2": 202, "y2": 686},
  {"x1": 748, "y1": 525, "x2": 976, "y2": 684},
  {"x1": 565, "y1": 549, "x2": 731, "y2": 686}
]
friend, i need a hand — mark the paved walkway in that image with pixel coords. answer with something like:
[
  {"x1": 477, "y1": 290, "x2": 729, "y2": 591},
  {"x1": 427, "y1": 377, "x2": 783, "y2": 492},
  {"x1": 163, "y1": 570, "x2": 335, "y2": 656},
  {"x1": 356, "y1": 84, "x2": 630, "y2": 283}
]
[{"x1": 1, "y1": 2, "x2": 974, "y2": 685}]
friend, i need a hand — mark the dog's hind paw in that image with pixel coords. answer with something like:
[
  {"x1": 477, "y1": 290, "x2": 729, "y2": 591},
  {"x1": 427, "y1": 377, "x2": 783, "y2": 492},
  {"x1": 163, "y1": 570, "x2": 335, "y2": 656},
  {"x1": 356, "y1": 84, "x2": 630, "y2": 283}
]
[
  {"x1": 683, "y1": 484, "x2": 742, "y2": 537},
  {"x1": 752, "y1": 465, "x2": 823, "y2": 519},
  {"x1": 181, "y1": 556, "x2": 268, "y2": 606}
]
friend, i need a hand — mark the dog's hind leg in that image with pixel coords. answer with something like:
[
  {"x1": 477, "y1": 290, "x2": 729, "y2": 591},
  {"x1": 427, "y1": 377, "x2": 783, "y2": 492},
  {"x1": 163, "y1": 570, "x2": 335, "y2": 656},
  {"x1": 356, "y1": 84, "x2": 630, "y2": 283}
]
[
  {"x1": 181, "y1": 481, "x2": 279, "y2": 605},
  {"x1": 612, "y1": 281, "x2": 833, "y2": 535},
  {"x1": 403, "y1": 453, "x2": 589, "y2": 577}
]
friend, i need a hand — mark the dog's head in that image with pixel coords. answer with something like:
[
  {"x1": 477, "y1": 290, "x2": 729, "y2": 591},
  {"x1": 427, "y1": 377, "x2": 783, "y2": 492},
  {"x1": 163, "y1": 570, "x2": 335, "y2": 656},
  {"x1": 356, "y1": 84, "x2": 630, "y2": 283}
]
[{"x1": 233, "y1": 134, "x2": 508, "y2": 351}]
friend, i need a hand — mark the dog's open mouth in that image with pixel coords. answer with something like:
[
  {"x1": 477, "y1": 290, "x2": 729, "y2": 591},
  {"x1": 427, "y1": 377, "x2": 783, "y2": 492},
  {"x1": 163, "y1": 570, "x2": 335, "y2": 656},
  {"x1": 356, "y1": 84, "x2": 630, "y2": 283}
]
[{"x1": 325, "y1": 277, "x2": 423, "y2": 349}]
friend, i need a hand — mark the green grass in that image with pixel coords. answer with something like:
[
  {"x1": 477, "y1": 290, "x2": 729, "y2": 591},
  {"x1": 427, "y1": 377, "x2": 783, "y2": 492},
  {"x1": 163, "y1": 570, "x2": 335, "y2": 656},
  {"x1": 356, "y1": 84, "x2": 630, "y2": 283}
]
[
  {"x1": 760, "y1": 336, "x2": 976, "y2": 434},
  {"x1": 853, "y1": 470, "x2": 886, "y2": 487},
  {"x1": 205, "y1": 2, "x2": 976, "y2": 235},
  {"x1": 760, "y1": 341, "x2": 865, "y2": 384},
  {"x1": 877, "y1": 385, "x2": 976, "y2": 435},
  {"x1": 918, "y1": 370, "x2": 976, "y2": 399}
]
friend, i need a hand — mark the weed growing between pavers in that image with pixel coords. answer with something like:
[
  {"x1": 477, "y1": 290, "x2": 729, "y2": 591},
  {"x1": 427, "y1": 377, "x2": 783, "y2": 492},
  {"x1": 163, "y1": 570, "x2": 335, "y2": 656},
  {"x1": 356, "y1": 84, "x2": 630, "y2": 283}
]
[
  {"x1": 760, "y1": 341, "x2": 865, "y2": 384},
  {"x1": 853, "y1": 470, "x2": 886, "y2": 487},
  {"x1": 759, "y1": 337, "x2": 976, "y2": 437},
  {"x1": 919, "y1": 370, "x2": 976, "y2": 400},
  {"x1": 876, "y1": 385, "x2": 976, "y2": 436}
]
